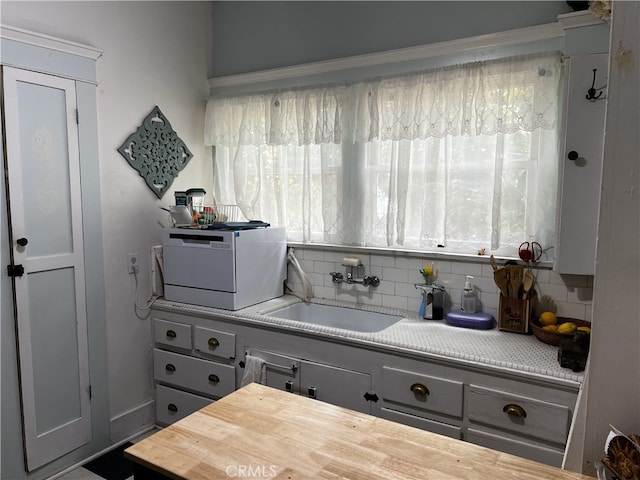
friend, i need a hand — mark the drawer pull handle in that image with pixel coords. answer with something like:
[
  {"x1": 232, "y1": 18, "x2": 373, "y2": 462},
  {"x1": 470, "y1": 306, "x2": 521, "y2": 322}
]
[
  {"x1": 410, "y1": 383, "x2": 429, "y2": 397},
  {"x1": 503, "y1": 404, "x2": 527, "y2": 418},
  {"x1": 166, "y1": 329, "x2": 177, "y2": 339},
  {"x1": 165, "y1": 364, "x2": 176, "y2": 373},
  {"x1": 208, "y1": 337, "x2": 219, "y2": 348},
  {"x1": 208, "y1": 374, "x2": 220, "y2": 383},
  {"x1": 168, "y1": 403, "x2": 178, "y2": 413}
]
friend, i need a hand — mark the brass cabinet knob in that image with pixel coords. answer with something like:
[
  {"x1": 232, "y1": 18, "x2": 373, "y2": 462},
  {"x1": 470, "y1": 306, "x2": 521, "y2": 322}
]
[
  {"x1": 410, "y1": 383, "x2": 429, "y2": 396},
  {"x1": 503, "y1": 404, "x2": 527, "y2": 418},
  {"x1": 166, "y1": 329, "x2": 177, "y2": 339},
  {"x1": 168, "y1": 403, "x2": 178, "y2": 413},
  {"x1": 208, "y1": 337, "x2": 219, "y2": 348},
  {"x1": 165, "y1": 363, "x2": 176, "y2": 373},
  {"x1": 208, "y1": 374, "x2": 220, "y2": 383}
]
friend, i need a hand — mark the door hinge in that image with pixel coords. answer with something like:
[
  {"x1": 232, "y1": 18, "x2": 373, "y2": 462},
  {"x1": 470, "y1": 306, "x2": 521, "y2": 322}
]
[
  {"x1": 75, "y1": 108, "x2": 79, "y2": 124},
  {"x1": 88, "y1": 384, "x2": 92, "y2": 400},
  {"x1": 363, "y1": 392, "x2": 379, "y2": 403},
  {"x1": 7, "y1": 264, "x2": 25, "y2": 277}
]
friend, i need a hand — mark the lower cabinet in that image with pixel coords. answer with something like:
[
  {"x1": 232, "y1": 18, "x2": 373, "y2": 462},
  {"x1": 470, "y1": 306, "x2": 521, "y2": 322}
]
[
  {"x1": 152, "y1": 313, "x2": 237, "y2": 425},
  {"x1": 150, "y1": 307, "x2": 578, "y2": 468},
  {"x1": 155, "y1": 385, "x2": 213, "y2": 426},
  {"x1": 467, "y1": 429, "x2": 564, "y2": 467},
  {"x1": 246, "y1": 349, "x2": 372, "y2": 414}
]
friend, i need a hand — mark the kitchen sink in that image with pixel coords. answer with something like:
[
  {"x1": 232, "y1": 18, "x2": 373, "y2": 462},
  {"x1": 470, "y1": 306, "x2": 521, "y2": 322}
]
[{"x1": 269, "y1": 302, "x2": 403, "y2": 332}]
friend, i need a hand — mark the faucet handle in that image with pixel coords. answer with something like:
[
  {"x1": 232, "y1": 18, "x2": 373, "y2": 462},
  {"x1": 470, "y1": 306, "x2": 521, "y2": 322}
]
[
  {"x1": 329, "y1": 272, "x2": 343, "y2": 283},
  {"x1": 363, "y1": 275, "x2": 380, "y2": 287}
]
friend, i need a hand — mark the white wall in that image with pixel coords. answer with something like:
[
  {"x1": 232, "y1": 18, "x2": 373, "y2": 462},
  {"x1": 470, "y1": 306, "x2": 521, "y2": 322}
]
[
  {"x1": 582, "y1": 1, "x2": 640, "y2": 473},
  {"x1": 2, "y1": 1, "x2": 213, "y2": 440}
]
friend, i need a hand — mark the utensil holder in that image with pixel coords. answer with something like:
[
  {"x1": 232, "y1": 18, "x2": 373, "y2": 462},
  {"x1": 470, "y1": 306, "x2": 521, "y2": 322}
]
[{"x1": 498, "y1": 296, "x2": 532, "y2": 334}]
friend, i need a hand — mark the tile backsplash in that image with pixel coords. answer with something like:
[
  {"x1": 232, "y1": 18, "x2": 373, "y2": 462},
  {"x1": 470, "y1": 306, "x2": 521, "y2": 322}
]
[{"x1": 286, "y1": 246, "x2": 593, "y2": 322}]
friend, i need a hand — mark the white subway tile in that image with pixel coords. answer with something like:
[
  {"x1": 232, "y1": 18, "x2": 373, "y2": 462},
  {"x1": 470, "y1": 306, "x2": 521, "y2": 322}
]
[
  {"x1": 370, "y1": 254, "x2": 395, "y2": 268},
  {"x1": 304, "y1": 249, "x2": 325, "y2": 262},
  {"x1": 451, "y1": 262, "x2": 483, "y2": 277},
  {"x1": 382, "y1": 294, "x2": 408, "y2": 311},
  {"x1": 381, "y1": 267, "x2": 409, "y2": 283}
]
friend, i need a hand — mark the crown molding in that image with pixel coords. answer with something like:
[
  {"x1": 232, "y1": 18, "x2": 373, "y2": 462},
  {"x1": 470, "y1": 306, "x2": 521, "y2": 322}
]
[
  {"x1": 209, "y1": 21, "x2": 564, "y2": 89},
  {"x1": 0, "y1": 24, "x2": 102, "y2": 60}
]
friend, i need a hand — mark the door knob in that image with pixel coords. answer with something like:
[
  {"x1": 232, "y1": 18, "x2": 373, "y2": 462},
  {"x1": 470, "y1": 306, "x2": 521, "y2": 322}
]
[
  {"x1": 567, "y1": 150, "x2": 579, "y2": 161},
  {"x1": 16, "y1": 238, "x2": 28, "y2": 247}
]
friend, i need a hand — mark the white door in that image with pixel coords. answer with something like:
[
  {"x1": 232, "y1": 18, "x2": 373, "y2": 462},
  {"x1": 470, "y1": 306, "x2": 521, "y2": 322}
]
[{"x1": 2, "y1": 66, "x2": 91, "y2": 471}]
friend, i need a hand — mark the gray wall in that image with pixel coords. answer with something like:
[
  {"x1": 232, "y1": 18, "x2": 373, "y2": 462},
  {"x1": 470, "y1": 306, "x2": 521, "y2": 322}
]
[{"x1": 210, "y1": 1, "x2": 575, "y2": 77}]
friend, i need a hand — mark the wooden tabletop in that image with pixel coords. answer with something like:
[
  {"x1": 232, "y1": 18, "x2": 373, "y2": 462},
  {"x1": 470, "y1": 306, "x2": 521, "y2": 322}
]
[{"x1": 125, "y1": 383, "x2": 594, "y2": 480}]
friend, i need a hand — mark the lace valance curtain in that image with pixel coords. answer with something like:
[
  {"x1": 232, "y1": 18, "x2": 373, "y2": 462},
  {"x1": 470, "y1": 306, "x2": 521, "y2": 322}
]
[
  {"x1": 205, "y1": 52, "x2": 562, "y2": 147},
  {"x1": 204, "y1": 52, "x2": 562, "y2": 253}
]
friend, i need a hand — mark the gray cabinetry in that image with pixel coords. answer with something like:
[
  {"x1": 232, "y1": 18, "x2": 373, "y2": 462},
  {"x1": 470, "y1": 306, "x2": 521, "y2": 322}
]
[
  {"x1": 150, "y1": 305, "x2": 578, "y2": 467},
  {"x1": 152, "y1": 313, "x2": 238, "y2": 425},
  {"x1": 246, "y1": 349, "x2": 372, "y2": 414}
]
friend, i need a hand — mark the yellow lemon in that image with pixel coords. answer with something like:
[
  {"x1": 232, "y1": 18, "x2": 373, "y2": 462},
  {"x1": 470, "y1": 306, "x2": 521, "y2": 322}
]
[
  {"x1": 557, "y1": 322, "x2": 577, "y2": 334},
  {"x1": 542, "y1": 325, "x2": 558, "y2": 333},
  {"x1": 539, "y1": 312, "x2": 557, "y2": 326},
  {"x1": 577, "y1": 326, "x2": 591, "y2": 334}
]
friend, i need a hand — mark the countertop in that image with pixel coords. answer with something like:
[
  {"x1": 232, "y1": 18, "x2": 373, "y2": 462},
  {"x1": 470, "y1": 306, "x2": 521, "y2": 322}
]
[
  {"x1": 152, "y1": 295, "x2": 585, "y2": 388},
  {"x1": 125, "y1": 383, "x2": 594, "y2": 480}
]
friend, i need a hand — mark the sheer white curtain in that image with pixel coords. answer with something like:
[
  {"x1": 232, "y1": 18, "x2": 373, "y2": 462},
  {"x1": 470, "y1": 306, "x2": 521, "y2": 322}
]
[{"x1": 205, "y1": 52, "x2": 562, "y2": 255}]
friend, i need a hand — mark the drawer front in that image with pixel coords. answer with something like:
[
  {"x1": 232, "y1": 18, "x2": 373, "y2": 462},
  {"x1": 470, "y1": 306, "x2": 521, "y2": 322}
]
[
  {"x1": 468, "y1": 385, "x2": 570, "y2": 445},
  {"x1": 381, "y1": 366, "x2": 463, "y2": 418},
  {"x1": 154, "y1": 319, "x2": 192, "y2": 350},
  {"x1": 194, "y1": 326, "x2": 235, "y2": 359},
  {"x1": 155, "y1": 384, "x2": 213, "y2": 426},
  {"x1": 154, "y1": 349, "x2": 236, "y2": 398},
  {"x1": 379, "y1": 407, "x2": 462, "y2": 440},
  {"x1": 467, "y1": 428, "x2": 564, "y2": 467}
]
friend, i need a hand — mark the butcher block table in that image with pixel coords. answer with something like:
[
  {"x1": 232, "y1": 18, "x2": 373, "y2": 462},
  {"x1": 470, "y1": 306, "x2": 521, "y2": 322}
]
[{"x1": 124, "y1": 383, "x2": 594, "y2": 480}]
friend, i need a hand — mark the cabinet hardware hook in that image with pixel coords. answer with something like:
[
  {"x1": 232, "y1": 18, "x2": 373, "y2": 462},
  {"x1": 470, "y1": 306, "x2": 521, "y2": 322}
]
[{"x1": 586, "y1": 69, "x2": 604, "y2": 101}]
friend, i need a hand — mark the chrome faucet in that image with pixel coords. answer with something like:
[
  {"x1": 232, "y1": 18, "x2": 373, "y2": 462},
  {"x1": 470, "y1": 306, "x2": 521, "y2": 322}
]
[{"x1": 329, "y1": 269, "x2": 380, "y2": 287}]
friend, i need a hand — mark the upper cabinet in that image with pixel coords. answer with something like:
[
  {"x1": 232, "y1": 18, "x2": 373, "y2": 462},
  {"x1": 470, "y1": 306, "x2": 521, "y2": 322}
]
[{"x1": 555, "y1": 52, "x2": 608, "y2": 275}]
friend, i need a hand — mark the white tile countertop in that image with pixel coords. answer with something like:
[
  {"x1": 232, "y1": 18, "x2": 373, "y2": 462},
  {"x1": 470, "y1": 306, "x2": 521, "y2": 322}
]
[{"x1": 152, "y1": 295, "x2": 585, "y2": 388}]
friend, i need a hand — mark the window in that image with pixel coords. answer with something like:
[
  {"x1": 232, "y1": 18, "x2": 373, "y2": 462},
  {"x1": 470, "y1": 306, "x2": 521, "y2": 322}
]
[{"x1": 206, "y1": 52, "x2": 562, "y2": 257}]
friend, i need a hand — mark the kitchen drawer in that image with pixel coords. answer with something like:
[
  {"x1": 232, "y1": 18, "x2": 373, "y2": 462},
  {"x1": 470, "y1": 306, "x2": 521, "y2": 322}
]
[
  {"x1": 153, "y1": 349, "x2": 236, "y2": 398},
  {"x1": 381, "y1": 366, "x2": 463, "y2": 418},
  {"x1": 468, "y1": 384, "x2": 570, "y2": 445},
  {"x1": 155, "y1": 384, "x2": 213, "y2": 426},
  {"x1": 194, "y1": 326, "x2": 235, "y2": 359},
  {"x1": 379, "y1": 407, "x2": 462, "y2": 440},
  {"x1": 467, "y1": 428, "x2": 564, "y2": 467},
  {"x1": 154, "y1": 318, "x2": 192, "y2": 351}
]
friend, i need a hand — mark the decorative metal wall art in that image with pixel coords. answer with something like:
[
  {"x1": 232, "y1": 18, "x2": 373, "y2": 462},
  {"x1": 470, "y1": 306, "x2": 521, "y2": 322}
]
[{"x1": 117, "y1": 106, "x2": 193, "y2": 199}]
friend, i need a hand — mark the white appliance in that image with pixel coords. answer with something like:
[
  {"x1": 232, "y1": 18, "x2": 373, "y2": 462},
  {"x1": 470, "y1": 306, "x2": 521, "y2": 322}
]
[{"x1": 162, "y1": 227, "x2": 286, "y2": 310}]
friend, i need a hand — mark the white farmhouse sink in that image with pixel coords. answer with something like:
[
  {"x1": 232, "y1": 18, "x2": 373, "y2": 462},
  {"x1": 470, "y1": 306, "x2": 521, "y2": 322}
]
[{"x1": 269, "y1": 302, "x2": 403, "y2": 333}]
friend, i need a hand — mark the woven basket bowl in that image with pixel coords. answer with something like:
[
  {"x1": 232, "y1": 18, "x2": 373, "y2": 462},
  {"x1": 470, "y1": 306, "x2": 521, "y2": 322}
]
[{"x1": 530, "y1": 317, "x2": 591, "y2": 346}]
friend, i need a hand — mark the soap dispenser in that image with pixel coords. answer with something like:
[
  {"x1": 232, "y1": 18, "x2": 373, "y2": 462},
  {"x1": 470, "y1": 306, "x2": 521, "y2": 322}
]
[{"x1": 461, "y1": 276, "x2": 477, "y2": 313}]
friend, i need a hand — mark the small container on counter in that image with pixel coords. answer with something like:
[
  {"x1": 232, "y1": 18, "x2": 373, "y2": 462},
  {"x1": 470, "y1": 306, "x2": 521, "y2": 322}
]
[
  {"x1": 445, "y1": 311, "x2": 495, "y2": 330},
  {"x1": 461, "y1": 275, "x2": 477, "y2": 313}
]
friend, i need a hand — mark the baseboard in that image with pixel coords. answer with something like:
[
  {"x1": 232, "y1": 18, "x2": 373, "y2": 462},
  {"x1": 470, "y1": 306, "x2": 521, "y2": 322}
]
[{"x1": 110, "y1": 399, "x2": 155, "y2": 444}]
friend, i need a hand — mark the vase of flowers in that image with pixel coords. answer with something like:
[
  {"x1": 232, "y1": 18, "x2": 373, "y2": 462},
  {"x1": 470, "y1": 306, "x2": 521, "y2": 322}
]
[{"x1": 420, "y1": 264, "x2": 434, "y2": 285}]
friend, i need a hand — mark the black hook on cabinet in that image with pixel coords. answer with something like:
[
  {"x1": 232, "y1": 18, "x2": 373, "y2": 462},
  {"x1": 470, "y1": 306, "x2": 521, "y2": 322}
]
[{"x1": 586, "y1": 69, "x2": 604, "y2": 101}]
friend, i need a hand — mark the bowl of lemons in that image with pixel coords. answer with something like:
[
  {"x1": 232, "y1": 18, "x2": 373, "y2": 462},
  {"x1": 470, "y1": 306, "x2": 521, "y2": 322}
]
[{"x1": 530, "y1": 312, "x2": 591, "y2": 346}]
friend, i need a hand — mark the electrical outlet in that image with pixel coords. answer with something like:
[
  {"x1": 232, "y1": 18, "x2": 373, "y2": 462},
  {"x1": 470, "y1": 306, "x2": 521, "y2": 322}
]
[{"x1": 127, "y1": 253, "x2": 139, "y2": 274}]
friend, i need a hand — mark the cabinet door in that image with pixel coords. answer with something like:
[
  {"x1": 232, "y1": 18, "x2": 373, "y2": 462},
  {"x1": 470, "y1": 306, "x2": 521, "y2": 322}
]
[
  {"x1": 556, "y1": 53, "x2": 608, "y2": 275},
  {"x1": 246, "y1": 350, "x2": 301, "y2": 393},
  {"x1": 300, "y1": 360, "x2": 371, "y2": 414}
]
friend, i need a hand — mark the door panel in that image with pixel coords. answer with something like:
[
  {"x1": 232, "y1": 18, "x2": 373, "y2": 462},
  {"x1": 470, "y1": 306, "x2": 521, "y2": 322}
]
[
  {"x1": 3, "y1": 66, "x2": 91, "y2": 471},
  {"x1": 300, "y1": 360, "x2": 371, "y2": 414}
]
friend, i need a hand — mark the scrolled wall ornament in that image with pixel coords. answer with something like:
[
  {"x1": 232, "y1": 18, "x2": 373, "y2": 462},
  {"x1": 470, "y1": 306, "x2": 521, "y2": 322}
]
[{"x1": 117, "y1": 106, "x2": 193, "y2": 199}]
